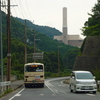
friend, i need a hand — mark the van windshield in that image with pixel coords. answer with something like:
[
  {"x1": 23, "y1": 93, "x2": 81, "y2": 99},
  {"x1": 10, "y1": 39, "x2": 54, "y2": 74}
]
[{"x1": 76, "y1": 73, "x2": 93, "y2": 79}]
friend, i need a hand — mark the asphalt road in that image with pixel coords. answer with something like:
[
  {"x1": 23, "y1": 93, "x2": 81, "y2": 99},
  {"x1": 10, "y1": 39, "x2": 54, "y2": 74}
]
[{"x1": 1, "y1": 77, "x2": 100, "y2": 100}]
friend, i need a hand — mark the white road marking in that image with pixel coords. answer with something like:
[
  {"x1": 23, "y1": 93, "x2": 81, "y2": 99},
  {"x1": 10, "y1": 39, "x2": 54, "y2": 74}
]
[
  {"x1": 45, "y1": 81, "x2": 57, "y2": 94},
  {"x1": 39, "y1": 94, "x2": 44, "y2": 96},
  {"x1": 52, "y1": 94, "x2": 56, "y2": 96},
  {"x1": 86, "y1": 94, "x2": 95, "y2": 96},
  {"x1": 9, "y1": 88, "x2": 25, "y2": 100},
  {"x1": 45, "y1": 78, "x2": 67, "y2": 94}
]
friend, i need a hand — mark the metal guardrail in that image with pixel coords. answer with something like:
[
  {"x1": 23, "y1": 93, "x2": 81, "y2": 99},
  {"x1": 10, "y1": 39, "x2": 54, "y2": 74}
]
[
  {"x1": 0, "y1": 75, "x2": 17, "y2": 95},
  {"x1": 97, "y1": 80, "x2": 100, "y2": 90}
]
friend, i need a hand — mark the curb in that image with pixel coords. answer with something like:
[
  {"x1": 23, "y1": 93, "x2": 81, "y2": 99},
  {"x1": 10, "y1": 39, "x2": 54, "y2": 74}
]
[{"x1": 12, "y1": 84, "x2": 24, "y2": 91}]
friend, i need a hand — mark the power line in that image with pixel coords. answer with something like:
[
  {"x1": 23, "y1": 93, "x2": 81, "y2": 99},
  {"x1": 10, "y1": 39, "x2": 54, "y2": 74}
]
[
  {"x1": 18, "y1": 0, "x2": 29, "y2": 19},
  {"x1": 11, "y1": 0, "x2": 33, "y2": 22},
  {"x1": 25, "y1": 0, "x2": 33, "y2": 21}
]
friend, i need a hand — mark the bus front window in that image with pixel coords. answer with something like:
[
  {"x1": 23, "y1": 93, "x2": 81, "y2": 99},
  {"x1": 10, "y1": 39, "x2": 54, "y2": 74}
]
[{"x1": 25, "y1": 65, "x2": 43, "y2": 72}]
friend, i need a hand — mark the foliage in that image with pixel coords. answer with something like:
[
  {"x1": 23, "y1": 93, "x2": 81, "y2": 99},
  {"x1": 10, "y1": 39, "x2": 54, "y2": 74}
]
[
  {"x1": 63, "y1": 47, "x2": 80, "y2": 69},
  {"x1": 0, "y1": 88, "x2": 13, "y2": 97},
  {"x1": 81, "y1": 1, "x2": 100, "y2": 37},
  {"x1": 92, "y1": 67, "x2": 100, "y2": 80},
  {"x1": 16, "y1": 18, "x2": 62, "y2": 39},
  {"x1": 45, "y1": 69, "x2": 71, "y2": 78}
]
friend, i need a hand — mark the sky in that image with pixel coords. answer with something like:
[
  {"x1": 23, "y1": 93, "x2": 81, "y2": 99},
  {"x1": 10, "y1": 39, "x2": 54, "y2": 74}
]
[{"x1": 2, "y1": 0, "x2": 98, "y2": 39}]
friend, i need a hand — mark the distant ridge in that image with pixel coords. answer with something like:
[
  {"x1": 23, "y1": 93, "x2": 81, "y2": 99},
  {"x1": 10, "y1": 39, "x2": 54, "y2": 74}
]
[{"x1": 16, "y1": 17, "x2": 62, "y2": 39}]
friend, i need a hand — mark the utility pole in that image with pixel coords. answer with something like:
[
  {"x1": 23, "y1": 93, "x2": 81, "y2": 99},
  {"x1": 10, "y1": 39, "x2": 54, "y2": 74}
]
[
  {"x1": 0, "y1": 0, "x2": 3, "y2": 93},
  {"x1": 24, "y1": 20, "x2": 27, "y2": 64},
  {"x1": 33, "y1": 34, "x2": 36, "y2": 62},
  {"x1": 7, "y1": 0, "x2": 11, "y2": 89},
  {"x1": 58, "y1": 46, "x2": 62, "y2": 75},
  {"x1": 34, "y1": 34, "x2": 36, "y2": 53},
  {"x1": 58, "y1": 47, "x2": 60, "y2": 75}
]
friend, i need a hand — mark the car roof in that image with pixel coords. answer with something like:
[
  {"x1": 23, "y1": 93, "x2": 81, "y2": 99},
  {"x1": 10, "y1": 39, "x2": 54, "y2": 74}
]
[{"x1": 72, "y1": 71, "x2": 91, "y2": 73}]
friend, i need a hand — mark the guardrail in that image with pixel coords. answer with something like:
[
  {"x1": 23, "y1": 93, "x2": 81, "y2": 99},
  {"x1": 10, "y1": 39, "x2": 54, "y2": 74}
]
[
  {"x1": 97, "y1": 80, "x2": 100, "y2": 90},
  {"x1": 0, "y1": 75, "x2": 17, "y2": 95}
]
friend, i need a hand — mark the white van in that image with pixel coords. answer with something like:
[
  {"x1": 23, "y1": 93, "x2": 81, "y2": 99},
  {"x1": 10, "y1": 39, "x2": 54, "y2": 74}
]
[{"x1": 69, "y1": 71, "x2": 97, "y2": 94}]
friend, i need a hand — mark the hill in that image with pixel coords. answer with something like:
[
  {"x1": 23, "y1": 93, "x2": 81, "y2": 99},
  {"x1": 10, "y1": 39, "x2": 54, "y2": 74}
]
[
  {"x1": 16, "y1": 17, "x2": 62, "y2": 39},
  {"x1": 1, "y1": 11, "x2": 79, "y2": 78}
]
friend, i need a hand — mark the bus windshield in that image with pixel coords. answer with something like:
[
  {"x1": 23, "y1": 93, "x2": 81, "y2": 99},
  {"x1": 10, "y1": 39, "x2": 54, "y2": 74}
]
[{"x1": 25, "y1": 65, "x2": 43, "y2": 72}]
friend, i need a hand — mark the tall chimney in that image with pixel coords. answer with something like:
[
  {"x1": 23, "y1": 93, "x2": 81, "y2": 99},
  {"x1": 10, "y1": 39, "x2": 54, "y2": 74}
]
[{"x1": 62, "y1": 7, "x2": 68, "y2": 45}]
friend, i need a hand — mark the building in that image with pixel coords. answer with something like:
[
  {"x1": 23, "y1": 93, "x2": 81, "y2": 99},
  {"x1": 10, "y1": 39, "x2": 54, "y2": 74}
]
[{"x1": 54, "y1": 7, "x2": 83, "y2": 47}]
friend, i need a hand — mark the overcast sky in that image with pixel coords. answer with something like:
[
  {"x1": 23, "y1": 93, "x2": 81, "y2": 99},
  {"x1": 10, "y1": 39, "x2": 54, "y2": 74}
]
[{"x1": 2, "y1": 0, "x2": 97, "y2": 38}]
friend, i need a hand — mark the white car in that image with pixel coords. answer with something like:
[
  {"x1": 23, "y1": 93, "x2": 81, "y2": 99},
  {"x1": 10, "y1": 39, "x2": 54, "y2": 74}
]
[{"x1": 69, "y1": 71, "x2": 97, "y2": 94}]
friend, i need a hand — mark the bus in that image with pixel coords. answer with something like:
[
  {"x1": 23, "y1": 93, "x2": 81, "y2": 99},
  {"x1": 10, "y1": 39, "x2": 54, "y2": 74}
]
[{"x1": 24, "y1": 62, "x2": 45, "y2": 88}]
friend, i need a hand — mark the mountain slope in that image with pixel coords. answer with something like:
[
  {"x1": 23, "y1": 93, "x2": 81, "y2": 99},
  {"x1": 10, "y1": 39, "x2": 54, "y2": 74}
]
[
  {"x1": 2, "y1": 11, "x2": 75, "y2": 55},
  {"x1": 16, "y1": 17, "x2": 62, "y2": 39}
]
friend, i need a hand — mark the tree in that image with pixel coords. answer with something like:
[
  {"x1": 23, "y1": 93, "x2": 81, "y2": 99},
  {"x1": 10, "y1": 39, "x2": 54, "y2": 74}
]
[
  {"x1": 63, "y1": 48, "x2": 80, "y2": 69},
  {"x1": 81, "y1": 1, "x2": 100, "y2": 36}
]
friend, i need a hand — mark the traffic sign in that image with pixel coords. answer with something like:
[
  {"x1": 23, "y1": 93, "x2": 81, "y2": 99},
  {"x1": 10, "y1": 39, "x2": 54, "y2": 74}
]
[{"x1": 33, "y1": 52, "x2": 43, "y2": 59}]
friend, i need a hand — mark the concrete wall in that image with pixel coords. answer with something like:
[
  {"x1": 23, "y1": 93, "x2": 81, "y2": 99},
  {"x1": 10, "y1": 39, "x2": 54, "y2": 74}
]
[
  {"x1": 73, "y1": 56, "x2": 100, "y2": 72},
  {"x1": 0, "y1": 75, "x2": 17, "y2": 82},
  {"x1": 73, "y1": 36, "x2": 100, "y2": 73},
  {"x1": 83, "y1": 36, "x2": 100, "y2": 55}
]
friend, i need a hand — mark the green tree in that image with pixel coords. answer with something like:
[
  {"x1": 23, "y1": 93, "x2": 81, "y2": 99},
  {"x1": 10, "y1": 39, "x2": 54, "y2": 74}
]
[
  {"x1": 81, "y1": 1, "x2": 100, "y2": 36},
  {"x1": 63, "y1": 47, "x2": 80, "y2": 69}
]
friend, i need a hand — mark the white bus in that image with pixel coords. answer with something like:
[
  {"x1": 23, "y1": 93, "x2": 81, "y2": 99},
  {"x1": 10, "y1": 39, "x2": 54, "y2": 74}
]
[{"x1": 24, "y1": 62, "x2": 45, "y2": 88}]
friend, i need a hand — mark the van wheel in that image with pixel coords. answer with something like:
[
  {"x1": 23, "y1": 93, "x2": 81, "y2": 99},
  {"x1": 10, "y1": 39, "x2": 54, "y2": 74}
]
[
  {"x1": 70, "y1": 85, "x2": 73, "y2": 92},
  {"x1": 70, "y1": 89, "x2": 73, "y2": 92}
]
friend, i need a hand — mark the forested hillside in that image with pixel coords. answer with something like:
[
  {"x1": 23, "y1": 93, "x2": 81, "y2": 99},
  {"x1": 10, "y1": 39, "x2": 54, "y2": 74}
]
[
  {"x1": 1, "y1": 11, "x2": 80, "y2": 78},
  {"x1": 16, "y1": 18, "x2": 62, "y2": 39}
]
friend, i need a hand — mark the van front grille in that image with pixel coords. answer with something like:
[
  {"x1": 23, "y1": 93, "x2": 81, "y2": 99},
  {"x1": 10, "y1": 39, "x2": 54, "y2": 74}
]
[{"x1": 81, "y1": 86, "x2": 93, "y2": 90}]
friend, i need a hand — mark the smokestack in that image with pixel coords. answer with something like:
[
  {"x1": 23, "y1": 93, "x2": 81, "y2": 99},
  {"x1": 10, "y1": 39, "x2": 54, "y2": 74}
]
[
  {"x1": 63, "y1": 7, "x2": 67, "y2": 27},
  {"x1": 62, "y1": 7, "x2": 68, "y2": 45}
]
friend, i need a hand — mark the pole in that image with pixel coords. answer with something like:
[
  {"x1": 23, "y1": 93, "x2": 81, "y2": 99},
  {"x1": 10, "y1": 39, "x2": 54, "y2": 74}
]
[
  {"x1": 7, "y1": 0, "x2": 11, "y2": 89},
  {"x1": 34, "y1": 34, "x2": 36, "y2": 53},
  {"x1": 58, "y1": 46, "x2": 62, "y2": 75},
  {"x1": 33, "y1": 34, "x2": 36, "y2": 62},
  {"x1": 24, "y1": 20, "x2": 27, "y2": 64},
  {"x1": 0, "y1": 0, "x2": 4, "y2": 93},
  {"x1": 58, "y1": 47, "x2": 60, "y2": 75},
  {"x1": 0, "y1": 0, "x2": 3, "y2": 82}
]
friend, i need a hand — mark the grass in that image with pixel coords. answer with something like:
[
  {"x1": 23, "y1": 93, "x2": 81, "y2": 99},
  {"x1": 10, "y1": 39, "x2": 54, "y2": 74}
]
[
  {"x1": 0, "y1": 88, "x2": 13, "y2": 98},
  {"x1": 98, "y1": 89, "x2": 100, "y2": 92}
]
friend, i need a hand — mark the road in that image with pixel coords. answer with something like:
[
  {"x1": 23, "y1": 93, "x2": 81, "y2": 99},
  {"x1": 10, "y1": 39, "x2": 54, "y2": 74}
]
[{"x1": 1, "y1": 77, "x2": 100, "y2": 100}]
